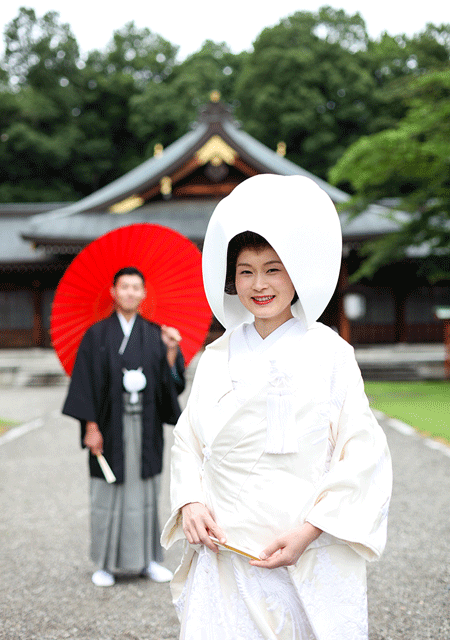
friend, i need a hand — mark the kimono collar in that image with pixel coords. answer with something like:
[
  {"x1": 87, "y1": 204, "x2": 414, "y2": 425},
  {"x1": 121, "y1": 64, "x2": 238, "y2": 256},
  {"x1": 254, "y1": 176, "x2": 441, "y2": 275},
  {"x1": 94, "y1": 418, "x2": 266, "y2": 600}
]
[
  {"x1": 116, "y1": 312, "x2": 137, "y2": 337},
  {"x1": 228, "y1": 318, "x2": 307, "y2": 454},
  {"x1": 243, "y1": 318, "x2": 298, "y2": 354}
]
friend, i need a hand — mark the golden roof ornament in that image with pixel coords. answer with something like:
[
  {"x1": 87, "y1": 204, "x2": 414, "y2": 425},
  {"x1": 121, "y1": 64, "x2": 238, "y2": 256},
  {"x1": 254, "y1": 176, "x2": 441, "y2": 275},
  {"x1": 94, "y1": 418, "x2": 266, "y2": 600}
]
[
  {"x1": 109, "y1": 195, "x2": 145, "y2": 214},
  {"x1": 277, "y1": 141, "x2": 286, "y2": 157},
  {"x1": 210, "y1": 90, "x2": 221, "y2": 103},
  {"x1": 160, "y1": 176, "x2": 172, "y2": 198},
  {"x1": 196, "y1": 135, "x2": 236, "y2": 166}
]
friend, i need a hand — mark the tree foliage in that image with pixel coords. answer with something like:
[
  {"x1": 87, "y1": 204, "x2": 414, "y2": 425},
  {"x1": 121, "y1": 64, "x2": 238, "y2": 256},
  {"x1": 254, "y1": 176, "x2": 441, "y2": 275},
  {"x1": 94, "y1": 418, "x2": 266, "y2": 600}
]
[
  {"x1": 329, "y1": 69, "x2": 450, "y2": 281},
  {"x1": 2, "y1": 7, "x2": 80, "y2": 91},
  {"x1": 0, "y1": 5, "x2": 449, "y2": 213},
  {"x1": 0, "y1": 11, "x2": 180, "y2": 200},
  {"x1": 129, "y1": 41, "x2": 246, "y2": 154},
  {"x1": 234, "y1": 7, "x2": 375, "y2": 178}
]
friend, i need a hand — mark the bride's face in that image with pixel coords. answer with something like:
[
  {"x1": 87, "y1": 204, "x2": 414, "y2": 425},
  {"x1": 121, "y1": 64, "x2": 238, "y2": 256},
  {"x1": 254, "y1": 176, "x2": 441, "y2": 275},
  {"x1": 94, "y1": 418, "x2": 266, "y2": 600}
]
[{"x1": 235, "y1": 246, "x2": 295, "y2": 326}]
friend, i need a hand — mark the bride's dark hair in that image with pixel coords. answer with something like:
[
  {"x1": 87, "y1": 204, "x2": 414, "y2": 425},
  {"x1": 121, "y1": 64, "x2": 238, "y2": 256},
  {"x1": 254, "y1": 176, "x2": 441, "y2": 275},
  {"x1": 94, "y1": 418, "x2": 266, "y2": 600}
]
[
  {"x1": 225, "y1": 230, "x2": 298, "y2": 304},
  {"x1": 225, "y1": 231, "x2": 270, "y2": 295}
]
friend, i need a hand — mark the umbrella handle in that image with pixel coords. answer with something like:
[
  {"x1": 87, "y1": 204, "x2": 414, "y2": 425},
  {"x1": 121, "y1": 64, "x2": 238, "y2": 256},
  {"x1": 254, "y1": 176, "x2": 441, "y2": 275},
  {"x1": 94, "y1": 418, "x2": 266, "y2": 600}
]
[{"x1": 96, "y1": 454, "x2": 116, "y2": 483}]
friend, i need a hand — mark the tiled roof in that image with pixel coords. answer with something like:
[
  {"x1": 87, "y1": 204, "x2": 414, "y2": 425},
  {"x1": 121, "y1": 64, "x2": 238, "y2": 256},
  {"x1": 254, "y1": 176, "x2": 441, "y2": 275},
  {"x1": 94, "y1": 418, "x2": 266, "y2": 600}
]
[
  {"x1": 221, "y1": 121, "x2": 350, "y2": 204},
  {"x1": 28, "y1": 125, "x2": 209, "y2": 225},
  {"x1": 23, "y1": 199, "x2": 219, "y2": 246},
  {"x1": 0, "y1": 218, "x2": 48, "y2": 263},
  {"x1": 0, "y1": 100, "x2": 407, "y2": 258}
]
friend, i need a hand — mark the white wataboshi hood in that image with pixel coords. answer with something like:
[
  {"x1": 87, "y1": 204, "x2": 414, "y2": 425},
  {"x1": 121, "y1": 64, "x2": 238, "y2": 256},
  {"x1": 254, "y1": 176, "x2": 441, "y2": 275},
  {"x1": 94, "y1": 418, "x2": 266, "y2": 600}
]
[{"x1": 202, "y1": 174, "x2": 342, "y2": 330}]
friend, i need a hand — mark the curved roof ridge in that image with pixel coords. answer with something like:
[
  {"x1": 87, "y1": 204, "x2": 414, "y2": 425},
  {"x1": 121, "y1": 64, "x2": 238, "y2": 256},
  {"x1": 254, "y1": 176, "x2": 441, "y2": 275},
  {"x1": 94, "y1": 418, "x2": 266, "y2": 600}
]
[
  {"x1": 30, "y1": 123, "x2": 208, "y2": 223},
  {"x1": 222, "y1": 120, "x2": 350, "y2": 204}
]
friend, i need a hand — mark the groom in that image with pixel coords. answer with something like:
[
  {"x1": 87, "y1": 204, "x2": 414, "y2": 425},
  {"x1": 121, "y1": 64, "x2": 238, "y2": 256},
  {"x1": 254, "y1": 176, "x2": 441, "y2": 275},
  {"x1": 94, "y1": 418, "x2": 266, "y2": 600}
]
[{"x1": 63, "y1": 266, "x2": 185, "y2": 587}]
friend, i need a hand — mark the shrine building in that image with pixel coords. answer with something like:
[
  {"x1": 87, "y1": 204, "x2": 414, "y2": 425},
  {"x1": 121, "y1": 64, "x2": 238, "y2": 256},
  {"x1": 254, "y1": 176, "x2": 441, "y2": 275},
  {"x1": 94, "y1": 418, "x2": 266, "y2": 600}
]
[{"x1": 0, "y1": 94, "x2": 448, "y2": 348}]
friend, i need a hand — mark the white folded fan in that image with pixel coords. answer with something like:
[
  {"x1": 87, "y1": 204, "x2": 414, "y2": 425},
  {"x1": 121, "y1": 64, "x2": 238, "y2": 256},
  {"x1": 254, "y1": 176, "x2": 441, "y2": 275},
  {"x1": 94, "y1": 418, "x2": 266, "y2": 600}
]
[{"x1": 96, "y1": 454, "x2": 116, "y2": 483}]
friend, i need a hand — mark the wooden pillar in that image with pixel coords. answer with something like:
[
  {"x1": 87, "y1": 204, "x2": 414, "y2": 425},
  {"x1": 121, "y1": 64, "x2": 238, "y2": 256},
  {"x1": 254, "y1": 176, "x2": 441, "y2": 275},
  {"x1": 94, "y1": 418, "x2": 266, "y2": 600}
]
[
  {"x1": 444, "y1": 320, "x2": 450, "y2": 380},
  {"x1": 32, "y1": 281, "x2": 44, "y2": 347},
  {"x1": 394, "y1": 288, "x2": 408, "y2": 343},
  {"x1": 337, "y1": 261, "x2": 351, "y2": 344}
]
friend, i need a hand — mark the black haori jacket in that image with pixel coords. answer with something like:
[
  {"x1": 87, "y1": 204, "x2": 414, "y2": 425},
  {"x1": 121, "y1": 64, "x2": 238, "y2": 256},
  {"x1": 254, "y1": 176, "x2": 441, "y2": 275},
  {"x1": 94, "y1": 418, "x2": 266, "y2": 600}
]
[{"x1": 62, "y1": 313, "x2": 185, "y2": 483}]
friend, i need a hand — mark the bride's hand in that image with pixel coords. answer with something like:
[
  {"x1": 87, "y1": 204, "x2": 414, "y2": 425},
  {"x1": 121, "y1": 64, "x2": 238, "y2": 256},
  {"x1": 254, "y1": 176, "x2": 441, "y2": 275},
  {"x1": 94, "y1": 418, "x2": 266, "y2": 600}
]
[
  {"x1": 249, "y1": 522, "x2": 322, "y2": 569},
  {"x1": 181, "y1": 502, "x2": 226, "y2": 553}
]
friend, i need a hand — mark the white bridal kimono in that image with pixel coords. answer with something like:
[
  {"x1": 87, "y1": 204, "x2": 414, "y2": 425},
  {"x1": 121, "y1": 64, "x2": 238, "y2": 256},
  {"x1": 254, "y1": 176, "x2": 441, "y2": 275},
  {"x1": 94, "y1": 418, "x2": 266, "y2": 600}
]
[{"x1": 161, "y1": 319, "x2": 392, "y2": 640}]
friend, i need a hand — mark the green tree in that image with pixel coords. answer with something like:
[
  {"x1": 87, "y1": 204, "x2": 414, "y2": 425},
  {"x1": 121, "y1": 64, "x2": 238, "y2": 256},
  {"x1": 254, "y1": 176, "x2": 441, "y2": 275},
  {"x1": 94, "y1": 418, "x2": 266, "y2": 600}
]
[
  {"x1": 96, "y1": 21, "x2": 178, "y2": 83},
  {"x1": 1, "y1": 6, "x2": 449, "y2": 205},
  {"x1": 234, "y1": 7, "x2": 375, "y2": 179},
  {"x1": 0, "y1": 11, "x2": 181, "y2": 200},
  {"x1": 329, "y1": 69, "x2": 450, "y2": 281},
  {"x1": 1, "y1": 7, "x2": 80, "y2": 91},
  {"x1": 362, "y1": 24, "x2": 450, "y2": 134},
  {"x1": 0, "y1": 8, "x2": 87, "y2": 201},
  {"x1": 128, "y1": 41, "x2": 247, "y2": 155},
  {"x1": 53, "y1": 21, "x2": 180, "y2": 188}
]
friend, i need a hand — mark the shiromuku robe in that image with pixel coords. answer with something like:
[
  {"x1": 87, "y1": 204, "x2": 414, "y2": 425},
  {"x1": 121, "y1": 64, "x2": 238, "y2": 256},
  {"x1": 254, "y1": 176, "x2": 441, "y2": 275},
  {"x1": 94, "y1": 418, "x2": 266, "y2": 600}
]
[{"x1": 161, "y1": 320, "x2": 392, "y2": 640}]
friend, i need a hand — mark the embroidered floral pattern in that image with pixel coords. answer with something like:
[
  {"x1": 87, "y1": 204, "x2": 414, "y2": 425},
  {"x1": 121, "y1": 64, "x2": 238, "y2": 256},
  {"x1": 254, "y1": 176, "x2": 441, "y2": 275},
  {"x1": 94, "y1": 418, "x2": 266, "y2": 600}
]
[
  {"x1": 268, "y1": 360, "x2": 294, "y2": 390},
  {"x1": 233, "y1": 557, "x2": 316, "y2": 639},
  {"x1": 180, "y1": 548, "x2": 265, "y2": 640},
  {"x1": 298, "y1": 547, "x2": 368, "y2": 640},
  {"x1": 266, "y1": 361, "x2": 298, "y2": 454},
  {"x1": 202, "y1": 445, "x2": 212, "y2": 461}
]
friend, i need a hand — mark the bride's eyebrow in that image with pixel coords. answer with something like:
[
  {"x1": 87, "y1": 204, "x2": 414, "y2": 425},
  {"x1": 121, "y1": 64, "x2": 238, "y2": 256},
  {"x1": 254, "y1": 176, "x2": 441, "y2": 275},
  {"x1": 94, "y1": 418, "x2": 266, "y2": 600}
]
[{"x1": 236, "y1": 260, "x2": 282, "y2": 267}]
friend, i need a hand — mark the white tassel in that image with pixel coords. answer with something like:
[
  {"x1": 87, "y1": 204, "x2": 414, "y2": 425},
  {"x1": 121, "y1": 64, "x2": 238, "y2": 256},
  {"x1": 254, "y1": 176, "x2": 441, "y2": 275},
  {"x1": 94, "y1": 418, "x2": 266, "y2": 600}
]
[
  {"x1": 265, "y1": 361, "x2": 298, "y2": 454},
  {"x1": 122, "y1": 367, "x2": 147, "y2": 404}
]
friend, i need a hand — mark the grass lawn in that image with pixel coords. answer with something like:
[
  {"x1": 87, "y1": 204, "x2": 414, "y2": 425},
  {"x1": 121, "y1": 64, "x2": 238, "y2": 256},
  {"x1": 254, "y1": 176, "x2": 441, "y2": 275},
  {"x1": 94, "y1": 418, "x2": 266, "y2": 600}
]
[
  {"x1": 365, "y1": 380, "x2": 450, "y2": 443},
  {"x1": 0, "y1": 419, "x2": 17, "y2": 437}
]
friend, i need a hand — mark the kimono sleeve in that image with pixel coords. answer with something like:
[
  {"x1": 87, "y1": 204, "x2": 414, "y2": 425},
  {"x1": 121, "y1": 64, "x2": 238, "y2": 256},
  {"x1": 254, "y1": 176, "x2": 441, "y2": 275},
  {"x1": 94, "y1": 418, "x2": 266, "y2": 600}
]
[
  {"x1": 171, "y1": 349, "x2": 186, "y2": 394},
  {"x1": 158, "y1": 342, "x2": 186, "y2": 425},
  {"x1": 306, "y1": 350, "x2": 392, "y2": 562},
  {"x1": 62, "y1": 328, "x2": 99, "y2": 445},
  {"x1": 160, "y1": 354, "x2": 207, "y2": 550}
]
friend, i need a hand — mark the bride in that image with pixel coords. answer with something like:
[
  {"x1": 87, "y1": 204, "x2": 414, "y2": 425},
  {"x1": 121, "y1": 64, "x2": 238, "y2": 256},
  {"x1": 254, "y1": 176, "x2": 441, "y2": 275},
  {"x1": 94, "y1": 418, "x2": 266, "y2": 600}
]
[{"x1": 161, "y1": 174, "x2": 392, "y2": 640}]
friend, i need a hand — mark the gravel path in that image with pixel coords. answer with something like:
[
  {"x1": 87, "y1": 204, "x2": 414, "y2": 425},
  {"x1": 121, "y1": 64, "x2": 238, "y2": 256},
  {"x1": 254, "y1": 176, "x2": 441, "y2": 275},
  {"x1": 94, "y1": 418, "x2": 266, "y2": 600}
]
[{"x1": 1, "y1": 381, "x2": 449, "y2": 640}]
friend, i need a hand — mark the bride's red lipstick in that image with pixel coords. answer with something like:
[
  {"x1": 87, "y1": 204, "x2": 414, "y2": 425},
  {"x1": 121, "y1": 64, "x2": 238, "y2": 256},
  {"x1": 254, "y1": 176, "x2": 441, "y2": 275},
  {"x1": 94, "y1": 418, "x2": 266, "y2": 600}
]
[{"x1": 252, "y1": 295, "x2": 275, "y2": 305}]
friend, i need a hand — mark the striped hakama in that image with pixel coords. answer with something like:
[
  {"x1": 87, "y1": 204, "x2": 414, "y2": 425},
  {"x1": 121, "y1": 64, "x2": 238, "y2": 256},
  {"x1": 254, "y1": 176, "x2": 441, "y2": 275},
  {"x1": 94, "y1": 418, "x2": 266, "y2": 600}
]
[{"x1": 90, "y1": 393, "x2": 162, "y2": 573}]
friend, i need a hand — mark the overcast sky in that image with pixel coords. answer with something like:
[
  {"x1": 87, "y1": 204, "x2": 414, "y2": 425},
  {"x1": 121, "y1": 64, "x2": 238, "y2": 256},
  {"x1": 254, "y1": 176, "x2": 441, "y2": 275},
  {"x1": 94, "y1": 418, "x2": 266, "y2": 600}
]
[{"x1": 1, "y1": 1, "x2": 448, "y2": 59}]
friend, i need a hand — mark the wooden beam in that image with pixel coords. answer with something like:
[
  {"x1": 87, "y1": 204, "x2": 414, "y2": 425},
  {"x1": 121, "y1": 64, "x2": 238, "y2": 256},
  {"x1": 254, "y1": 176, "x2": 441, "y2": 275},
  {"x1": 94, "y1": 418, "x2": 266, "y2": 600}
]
[
  {"x1": 169, "y1": 157, "x2": 201, "y2": 184},
  {"x1": 233, "y1": 157, "x2": 259, "y2": 177},
  {"x1": 173, "y1": 183, "x2": 240, "y2": 197},
  {"x1": 133, "y1": 154, "x2": 259, "y2": 203},
  {"x1": 139, "y1": 183, "x2": 162, "y2": 202},
  {"x1": 139, "y1": 157, "x2": 201, "y2": 202}
]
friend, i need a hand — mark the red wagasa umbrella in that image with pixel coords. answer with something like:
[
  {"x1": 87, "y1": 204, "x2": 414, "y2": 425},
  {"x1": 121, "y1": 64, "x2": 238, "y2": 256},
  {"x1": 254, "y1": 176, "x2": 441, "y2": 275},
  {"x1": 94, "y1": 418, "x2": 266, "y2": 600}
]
[{"x1": 50, "y1": 223, "x2": 212, "y2": 375}]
